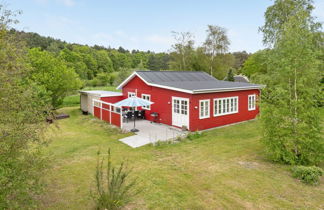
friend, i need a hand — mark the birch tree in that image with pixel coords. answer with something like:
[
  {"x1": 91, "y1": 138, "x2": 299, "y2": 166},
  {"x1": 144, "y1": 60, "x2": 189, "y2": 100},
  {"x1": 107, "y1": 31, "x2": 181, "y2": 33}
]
[
  {"x1": 170, "y1": 31, "x2": 195, "y2": 70},
  {"x1": 204, "y1": 25, "x2": 230, "y2": 76},
  {"x1": 260, "y1": 0, "x2": 323, "y2": 165},
  {"x1": 259, "y1": 0, "x2": 319, "y2": 46}
]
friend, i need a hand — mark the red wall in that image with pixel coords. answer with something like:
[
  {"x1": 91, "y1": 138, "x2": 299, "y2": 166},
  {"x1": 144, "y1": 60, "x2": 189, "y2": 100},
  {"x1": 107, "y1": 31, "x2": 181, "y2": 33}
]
[
  {"x1": 94, "y1": 106, "x2": 101, "y2": 119},
  {"x1": 111, "y1": 112, "x2": 121, "y2": 127},
  {"x1": 122, "y1": 76, "x2": 192, "y2": 124},
  {"x1": 102, "y1": 109, "x2": 110, "y2": 122},
  {"x1": 122, "y1": 75, "x2": 260, "y2": 131},
  {"x1": 190, "y1": 89, "x2": 260, "y2": 131},
  {"x1": 93, "y1": 105, "x2": 121, "y2": 128},
  {"x1": 101, "y1": 95, "x2": 124, "y2": 103}
]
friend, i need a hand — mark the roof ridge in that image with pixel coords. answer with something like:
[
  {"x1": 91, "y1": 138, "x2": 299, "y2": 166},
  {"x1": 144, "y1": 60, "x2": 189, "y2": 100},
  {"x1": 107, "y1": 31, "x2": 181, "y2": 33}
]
[{"x1": 135, "y1": 70, "x2": 207, "y2": 73}]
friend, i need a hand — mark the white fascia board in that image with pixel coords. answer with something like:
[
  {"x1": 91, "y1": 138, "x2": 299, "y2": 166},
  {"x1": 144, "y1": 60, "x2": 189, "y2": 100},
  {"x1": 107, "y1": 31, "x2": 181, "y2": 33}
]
[
  {"x1": 117, "y1": 72, "x2": 194, "y2": 94},
  {"x1": 134, "y1": 73, "x2": 194, "y2": 94},
  {"x1": 100, "y1": 93, "x2": 123, "y2": 97},
  {"x1": 149, "y1": 83, "x2": 193, "y2": 94},
  {"x1": 192, "y1": 86, "x2": 264, "y2": 94},
  {"x1": 117, "y1": 71, "x2": 265, "y2": 95}
]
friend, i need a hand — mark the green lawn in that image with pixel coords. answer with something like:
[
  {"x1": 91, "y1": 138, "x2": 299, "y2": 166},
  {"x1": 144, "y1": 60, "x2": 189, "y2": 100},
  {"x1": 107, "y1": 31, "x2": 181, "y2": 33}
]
[
  {"x1": 61, "y1": 86, "x2": 119, "y2": 107},
  {"x1": 42, "y1": 107, "x2": 324, "y2": 209}
]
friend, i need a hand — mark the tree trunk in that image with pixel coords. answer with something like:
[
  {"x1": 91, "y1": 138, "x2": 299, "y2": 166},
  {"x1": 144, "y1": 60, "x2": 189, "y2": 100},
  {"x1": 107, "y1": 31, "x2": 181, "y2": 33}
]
[
  {"x1": 293, "y1": 67, "x2": 298, "y2": 156},
  {"x1": 181, "y1": 46, "x2": 185, "y2": 71},
  {"x1": 210, "y1": 55, "x2": 214, "y2": 76}
]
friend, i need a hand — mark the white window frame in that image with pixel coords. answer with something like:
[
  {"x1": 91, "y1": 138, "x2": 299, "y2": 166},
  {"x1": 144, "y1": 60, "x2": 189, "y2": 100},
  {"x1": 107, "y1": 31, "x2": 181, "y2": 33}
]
[
  {"x1": 141, "y1": 94, "x2": 151, "y2": 110},
  {"x1": 199, "y1": 99, "x2": 210, "y2": 119},
  {"x1": 248, "y1": 94, "x2": 256, "y2": 111},
  {"x1": 214, "y1": 96, "x2": 239, "y2": 117},
  {"x1": 128, "y1": 92, "x2": 136, "y2": 98}
]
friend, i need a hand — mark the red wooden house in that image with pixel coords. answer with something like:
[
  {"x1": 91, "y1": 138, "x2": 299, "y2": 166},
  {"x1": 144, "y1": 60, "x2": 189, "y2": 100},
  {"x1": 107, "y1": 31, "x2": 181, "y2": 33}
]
[{"x1": 86, "y1": 71, "x2": 263, "y2": 131}]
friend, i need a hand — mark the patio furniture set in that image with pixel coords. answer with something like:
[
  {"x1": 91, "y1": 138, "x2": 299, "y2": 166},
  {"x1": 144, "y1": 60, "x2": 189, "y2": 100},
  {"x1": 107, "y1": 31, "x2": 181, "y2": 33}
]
[{"x1": 122, "y1": 109, "x2": 146, "y2": 123}]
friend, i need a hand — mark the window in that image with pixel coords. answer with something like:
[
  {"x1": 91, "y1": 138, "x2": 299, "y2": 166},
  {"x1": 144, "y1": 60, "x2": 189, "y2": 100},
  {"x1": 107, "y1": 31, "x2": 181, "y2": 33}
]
[
  {"x1": 214, "y1": 96, "x2": 238, "y2": 116},
  {"x1": 93, "y1": 100, "x2": 101, "y2": 107},
  {"x1": 199, "y1": 99, "x2": 210, "y2": 119},
  {"x1": 141, "y1": 94, "x2": 151, "y2": 110},
  {"x1": 248, "y1": 94, "x2": 256, "y2": 111},
  {"x1": 128, "y1": 92, "x2": 136, "y2": 98},
  {"x1": 112, "y1": 106, "x2": 121, "y2": 113},
  {"x1": 173, "y1": 99, "x2": 180, "y2": 114},
  {"x1": 181, "y1": 100, "x2": 188, "y2": 115}
]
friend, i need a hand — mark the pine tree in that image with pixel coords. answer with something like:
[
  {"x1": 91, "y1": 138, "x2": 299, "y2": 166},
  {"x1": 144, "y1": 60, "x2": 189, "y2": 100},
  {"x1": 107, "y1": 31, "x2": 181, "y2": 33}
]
[{"x1": 226, "y1": 68, "x2": 235, "y2": 81}]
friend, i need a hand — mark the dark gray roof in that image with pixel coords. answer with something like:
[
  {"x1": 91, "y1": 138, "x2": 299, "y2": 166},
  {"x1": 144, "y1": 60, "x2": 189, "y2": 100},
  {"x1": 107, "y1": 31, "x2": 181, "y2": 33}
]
[
  {"x1": 136, "y1": 71, "x2": 262, "y2": 93},
  {"x1": 234, "y1": 75, "x2": 250, "y2": 83}
]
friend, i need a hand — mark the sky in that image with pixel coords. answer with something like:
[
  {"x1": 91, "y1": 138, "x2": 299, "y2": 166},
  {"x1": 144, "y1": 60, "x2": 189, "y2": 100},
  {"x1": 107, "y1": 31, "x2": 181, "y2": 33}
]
[{"x1": 6, "y1": 0, "x2": 324, "y2": 53}]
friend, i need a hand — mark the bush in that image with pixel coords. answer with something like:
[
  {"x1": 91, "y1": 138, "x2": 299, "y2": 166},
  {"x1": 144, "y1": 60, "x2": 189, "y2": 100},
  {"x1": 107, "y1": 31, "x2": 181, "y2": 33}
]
[
  {"x1": 92, "y1": 149, "x2": 139, "y2": 210},
  {"x1": 153, "y1": 140, "x2": 174, "y2": 147},
  {"x1": 187, "y1": 131, "x2": 204, "y2": 140},
  {"x1": 291, "y1": 166, "x2": 323, "y2": 185}
]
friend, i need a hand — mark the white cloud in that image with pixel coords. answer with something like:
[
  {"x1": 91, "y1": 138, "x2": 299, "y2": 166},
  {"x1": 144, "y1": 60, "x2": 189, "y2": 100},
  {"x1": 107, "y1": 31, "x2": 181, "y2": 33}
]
[
  {"x1": 91, "y1": 33, "x2": 114, "y2": 45},
  {"x1": 49, "y1": 16, "x2": 75, "y2": 27},
  {"x1": 33, "y1": 0, "x2": 49, "y2": 4},
  {"x1": 146, "y1": 34, "x2": 173, "y2": 45},
  {"x1": 33, "y1": 0, "x2": 76, "y2": 7},
  {"x1": 58, "y1": 0, "x2": 75, "y2": 7}
]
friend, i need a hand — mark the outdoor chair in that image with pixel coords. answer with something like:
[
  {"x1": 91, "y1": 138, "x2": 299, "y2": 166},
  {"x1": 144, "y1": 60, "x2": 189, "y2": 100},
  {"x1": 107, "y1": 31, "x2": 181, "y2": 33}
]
[
  {"x1": 125, "y1": 111, "x2": 133, "y2": 123},
  {"x1": 134, "y1": 111, "x2": 139, "y2": 119},
  {"x1": 138, "y1": 110, "x2": 145, "y2": 119}
]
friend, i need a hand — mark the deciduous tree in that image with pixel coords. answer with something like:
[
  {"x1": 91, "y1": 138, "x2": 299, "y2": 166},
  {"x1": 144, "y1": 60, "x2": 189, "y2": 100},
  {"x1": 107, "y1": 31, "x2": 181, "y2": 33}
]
[
  {"x1": 260, "y1": 0, "x2": 323, "y2": 165},
  {"x1": 28, "y1": 48, "x2": 82, "y2": 108},
  {"x1": 204, "y1": 25, "x2": 230, "y2": 77},
  {"x1": 0, "y1": 5, "x2": 50, "y2": 208},
  {"x1": 170, "y1": 31, "x2": 195, "y2": 70}
]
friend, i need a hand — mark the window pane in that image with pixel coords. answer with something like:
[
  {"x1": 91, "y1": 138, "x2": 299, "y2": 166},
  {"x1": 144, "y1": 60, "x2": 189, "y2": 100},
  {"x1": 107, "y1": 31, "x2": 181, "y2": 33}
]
[
  {"x1": 249, "y1": 96, "x2": 251, "y2": 109},
  {"x1": 230, "y1": 99, "x2": 233, "y2": 112},
  {"x1": 205, "y1": 101, "x2": 208, "y2": 116},
  {"x1": 235, "y1": 98, "x2": 237, "y2": 111},
  {"x1": 214, "y1": 100, "x2": 217, "y2": 115}
]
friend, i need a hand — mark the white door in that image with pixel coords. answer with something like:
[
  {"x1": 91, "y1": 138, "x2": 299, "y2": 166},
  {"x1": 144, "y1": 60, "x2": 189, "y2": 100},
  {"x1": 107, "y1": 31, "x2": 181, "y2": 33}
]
[{"x1": 172, "y1": 97, "x2": 189, "y2": 129}]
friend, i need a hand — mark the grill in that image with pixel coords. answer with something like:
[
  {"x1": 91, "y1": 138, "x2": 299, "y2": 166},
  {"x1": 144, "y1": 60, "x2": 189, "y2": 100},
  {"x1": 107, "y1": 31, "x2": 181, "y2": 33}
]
[{"x1": 150, "y1": 112, "x2": 159, "y2": 123}]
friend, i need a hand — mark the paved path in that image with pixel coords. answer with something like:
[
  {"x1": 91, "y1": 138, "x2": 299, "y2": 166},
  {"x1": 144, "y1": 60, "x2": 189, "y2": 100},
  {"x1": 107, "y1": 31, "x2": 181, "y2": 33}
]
[{"x1": 120, "y1": 120, "x2": 186, "y2": 148}]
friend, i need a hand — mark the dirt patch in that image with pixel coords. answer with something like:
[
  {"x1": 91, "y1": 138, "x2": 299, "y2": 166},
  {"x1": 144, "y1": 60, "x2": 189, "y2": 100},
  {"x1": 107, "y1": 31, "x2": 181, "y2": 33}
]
[{"x1": 238, "y1": 161, "x2": 259, "y2": 169}]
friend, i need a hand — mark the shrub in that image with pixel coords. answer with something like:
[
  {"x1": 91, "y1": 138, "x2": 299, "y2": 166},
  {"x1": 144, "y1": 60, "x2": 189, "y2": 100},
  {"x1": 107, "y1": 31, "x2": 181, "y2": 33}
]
[
  {"x1": 153, "y1": 140, "x2": 174, "y2": 147},
  {"x1": 92, "y1": 149, "x2": 139, "y2": 210},
  {"x1": 187, "y1": 131, "x2": 203, "y2": 140},
  {"x1": 291, "y1": 166, "x2": 323, "y2": 185}
]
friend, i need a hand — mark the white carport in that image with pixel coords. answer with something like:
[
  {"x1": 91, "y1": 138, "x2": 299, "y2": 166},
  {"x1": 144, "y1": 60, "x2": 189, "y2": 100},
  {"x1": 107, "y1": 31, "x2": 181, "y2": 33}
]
[{"x1": 80, "y1": 90, "x2": 122, "y2": 114}]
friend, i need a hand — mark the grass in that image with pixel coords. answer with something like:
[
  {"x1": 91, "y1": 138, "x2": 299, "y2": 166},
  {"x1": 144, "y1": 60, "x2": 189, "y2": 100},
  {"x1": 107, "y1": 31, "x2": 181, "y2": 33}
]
[
  {"x1": 61, "y1": 86, "x2": 119, "y2": 107},
  {"x1": 42, "y1": 107, "x2": 324, "y2": 209}
]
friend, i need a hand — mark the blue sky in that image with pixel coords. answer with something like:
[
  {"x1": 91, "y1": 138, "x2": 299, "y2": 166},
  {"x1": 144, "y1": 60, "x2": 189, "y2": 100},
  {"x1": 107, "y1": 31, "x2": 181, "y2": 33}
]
[{"x1": 7, "y1": 0, "x2": 324, "y2": 53}]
